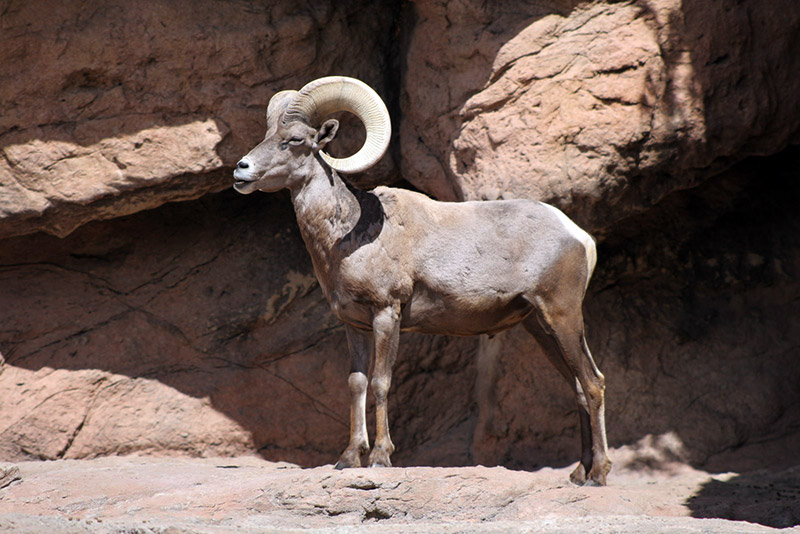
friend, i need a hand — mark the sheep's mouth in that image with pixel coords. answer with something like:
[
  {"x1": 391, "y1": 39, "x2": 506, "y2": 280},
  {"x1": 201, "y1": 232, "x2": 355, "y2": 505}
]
[{"x1": 233, "y1": 179, "x2": 257, "y2": 194}]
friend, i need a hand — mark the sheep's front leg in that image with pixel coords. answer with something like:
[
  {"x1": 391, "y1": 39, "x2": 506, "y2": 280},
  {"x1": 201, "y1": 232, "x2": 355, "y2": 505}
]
[
  {"x1": 368, "y1": 304, "x2": 400, "y2": 467},
  {"x1": 335, "y1": 325, "x2": 372, "y2": 469}
]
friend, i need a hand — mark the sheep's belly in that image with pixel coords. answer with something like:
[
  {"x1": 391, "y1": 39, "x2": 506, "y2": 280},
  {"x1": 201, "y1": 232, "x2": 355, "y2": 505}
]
[{"x1": 400, "y1": 291, "x2": 533, "y2": 336}]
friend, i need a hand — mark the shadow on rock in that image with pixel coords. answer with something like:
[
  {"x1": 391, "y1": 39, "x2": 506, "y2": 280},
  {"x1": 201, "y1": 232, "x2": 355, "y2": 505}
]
[{"x1": 686, "y1": 466, "x2": 800, "y2": 529}]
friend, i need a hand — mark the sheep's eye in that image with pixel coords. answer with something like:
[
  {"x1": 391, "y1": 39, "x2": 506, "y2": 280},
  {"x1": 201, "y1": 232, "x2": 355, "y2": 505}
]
[{"x1": 280, "y1": 137, "x2": 304, "y2": 150}]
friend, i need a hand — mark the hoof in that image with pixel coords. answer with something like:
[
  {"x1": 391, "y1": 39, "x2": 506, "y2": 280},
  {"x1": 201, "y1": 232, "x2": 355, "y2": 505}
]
[
  {"x1": 583, "y1": 459, "x2": 611, "y2": 486},
  {"x1": 585, "y1": 464, "x2": 610, "y2": 487},
  {"x1": 367, "y1": 448, "x2": 393, "y2": 468},
  {"x1": 334, "y1": 448, "x2": 363, "y2": 470},
  {"x1": 367, "y1": 457, "x2": 392, "y2": 468},
  {"x1": 569, "y1": 464, "x2": 587, "y2": 486}
]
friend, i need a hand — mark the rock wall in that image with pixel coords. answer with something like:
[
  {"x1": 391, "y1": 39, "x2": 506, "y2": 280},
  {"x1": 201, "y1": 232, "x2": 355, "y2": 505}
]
[
  {"x1": 0, "y1": 0, "x2": 398, "y2": 239},
  {"x1": 401, "y1": 0, "x2": 800, "y2": 232},
  {"x1": 1, "y1": 0, "x2": 799, "y2": 472},
  {"x1": 0, "y1": 189, "x2": 478, "y2": 465},
  {"x1": 472, "y1": 148, "x2": 800, "y2": 470}
]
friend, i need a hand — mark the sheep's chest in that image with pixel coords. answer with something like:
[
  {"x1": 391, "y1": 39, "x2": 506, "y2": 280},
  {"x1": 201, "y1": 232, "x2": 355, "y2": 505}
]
[
  {"x1": 327, "y1": 289, "x2": 374, "y2": 330},
  {"x1": 324, "y1": 257, "x2": 398, "y2": 330}
]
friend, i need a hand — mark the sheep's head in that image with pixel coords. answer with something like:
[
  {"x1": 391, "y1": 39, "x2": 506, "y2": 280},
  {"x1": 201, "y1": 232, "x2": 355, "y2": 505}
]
[{"x1": 233, "y1": 77, "x2": 391, "y2": 194}]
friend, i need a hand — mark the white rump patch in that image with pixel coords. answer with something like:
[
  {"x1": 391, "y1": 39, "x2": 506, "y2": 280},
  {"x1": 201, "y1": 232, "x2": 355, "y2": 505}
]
[{"x1": 542, "y1": 203, "x2": 597, "y2": 286}]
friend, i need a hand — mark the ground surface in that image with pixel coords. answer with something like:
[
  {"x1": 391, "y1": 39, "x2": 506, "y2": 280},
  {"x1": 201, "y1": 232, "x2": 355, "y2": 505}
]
[{"x1": 1, "y1": 450, "x2": 798, "y2": 534}]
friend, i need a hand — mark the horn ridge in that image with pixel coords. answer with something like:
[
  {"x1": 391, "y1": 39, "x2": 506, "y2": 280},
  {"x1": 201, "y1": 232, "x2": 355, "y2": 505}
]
[{"x1": 288, "y1": 76, "x2": 391, "y2": 174}]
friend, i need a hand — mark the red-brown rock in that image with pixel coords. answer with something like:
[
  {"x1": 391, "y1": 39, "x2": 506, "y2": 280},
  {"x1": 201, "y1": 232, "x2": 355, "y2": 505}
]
[
  {"x1": 400, "y1": 0, "x2": 800, "y2": 232},
  {"x1": 0, "y1": 4, "x2": 799, "y2": 529},
  {"x1": 0, "y1": 454, "x2": 797, "y2": 531},
  {"x1": 0, "y1": 0, "x2": 397, "y2": 239}
]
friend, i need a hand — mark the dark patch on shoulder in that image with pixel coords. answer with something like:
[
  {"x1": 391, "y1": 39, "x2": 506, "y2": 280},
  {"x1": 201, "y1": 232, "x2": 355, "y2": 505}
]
[{"x1": 339, "y1": 181, "x2": 385, "y2": 253}]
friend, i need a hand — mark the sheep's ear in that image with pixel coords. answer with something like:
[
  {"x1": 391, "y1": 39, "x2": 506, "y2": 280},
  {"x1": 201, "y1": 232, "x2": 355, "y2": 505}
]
[{"x1": 313, "y1": 119, "x2": 339, "y2": 151}]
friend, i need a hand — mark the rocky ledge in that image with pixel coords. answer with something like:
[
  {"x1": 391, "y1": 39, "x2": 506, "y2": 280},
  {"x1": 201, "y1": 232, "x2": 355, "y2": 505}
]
[{"x1": 1, "y1": 449, "x2": 798, "y2": 533}]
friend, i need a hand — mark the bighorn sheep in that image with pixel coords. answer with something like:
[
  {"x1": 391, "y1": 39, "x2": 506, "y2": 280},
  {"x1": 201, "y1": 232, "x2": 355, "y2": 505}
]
[{"x1": 233, "y1": 76, "x2": 611, "y2": 486}]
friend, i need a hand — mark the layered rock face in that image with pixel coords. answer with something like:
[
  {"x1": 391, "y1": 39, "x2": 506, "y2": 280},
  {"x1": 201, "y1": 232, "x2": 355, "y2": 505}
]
[
  {"x1": 402, "y1": 0, "x2": 800, "y2": 232},
  {"x1": 0, "y1": 0, "x2": 396, "y2": 239},
  {"x1": 1, "y1": 0, "x2": 798, "y2": 473}
]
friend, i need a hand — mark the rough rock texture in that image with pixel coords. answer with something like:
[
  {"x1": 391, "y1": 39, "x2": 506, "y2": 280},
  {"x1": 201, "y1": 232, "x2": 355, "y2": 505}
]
[
  {"x1": 401, "y1": 0, "x2": 800, "y2": 232},
  {"x1": 1, "y1": 149, "x2": 798, "y2": 480},
  {"x1": 1, "y1": 454, "x2": 798, "y2": 532},
  {"x1": 471, "y1": 149, "x2": 800, "y2": 471},
  {"x1": 1, "y1": 0, "x2": 800, "y2": 531},
  {"x1": 0, "y1": 0, "x2": 398, "y2": 239},
  {"x1": 0, "y1": 190, "x2": 478, "y2": 466}
]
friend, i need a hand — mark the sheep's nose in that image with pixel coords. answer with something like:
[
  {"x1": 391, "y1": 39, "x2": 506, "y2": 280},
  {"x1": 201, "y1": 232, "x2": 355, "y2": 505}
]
[{"x1": 237, "y1": 160, "x2": 250, "y2": 169}]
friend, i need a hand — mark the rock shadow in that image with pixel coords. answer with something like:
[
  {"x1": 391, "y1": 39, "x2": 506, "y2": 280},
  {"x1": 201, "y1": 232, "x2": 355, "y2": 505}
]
[
  {"x1": 0, "y1": 185, "x2": 480, "y2": 467},
  {"x1": 1, "y1": 148, "x2": 799, "y2": 475},
  {"x1": 0, "y1": 0, "x2": 401, "y2": 239},
  {"x1": 686, "y1": 467, "x2": 800, "y2": 529},
  {"x1": 589, "y1": 147, "x2": 800, "y2": 483}
]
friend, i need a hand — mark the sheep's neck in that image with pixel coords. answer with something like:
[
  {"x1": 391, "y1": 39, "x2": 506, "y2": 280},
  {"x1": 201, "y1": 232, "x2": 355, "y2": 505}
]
[{"x1": 290, "y1": 167, "x2": 361, "y2": 286}]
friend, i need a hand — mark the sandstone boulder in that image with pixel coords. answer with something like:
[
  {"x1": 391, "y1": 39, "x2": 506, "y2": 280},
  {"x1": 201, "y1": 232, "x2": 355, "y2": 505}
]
[{"x1": 400, "y1": 0, "x2": 800, "y2": 232}]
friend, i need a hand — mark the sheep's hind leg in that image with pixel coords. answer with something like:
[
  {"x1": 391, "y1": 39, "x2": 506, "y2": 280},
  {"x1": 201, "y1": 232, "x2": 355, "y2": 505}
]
[
  {"x1": 523, "y1": 316, "x2": 592, "y2": 484},
  {"x1": 367, "y1": 305, "x2": 400, "y2": 467},
  {"x1": 523, "y1": 303, "x2": 610, "y2": 486},
  {"x1": 335, "y1": 325, "x2": 372, "y2": 469},
  {"x1": 576, "y1": 334, "x2": 611, "y2": 486}
]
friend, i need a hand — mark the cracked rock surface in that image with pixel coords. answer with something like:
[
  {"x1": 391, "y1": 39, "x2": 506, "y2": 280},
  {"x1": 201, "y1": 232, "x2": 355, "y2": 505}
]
[
  {"x1": 2, "y1": 159, "x2": 798, "y2": 474},
  {"x1": 400, "y1": 0, "x2": 800, "y2": 234},
  {"x1": 0, "y1": 454, "x2": 798, "y2": 533},
  {"x1": 0, "y1": 0, "x2": 397, "y2": 239},
  {"x1": 1, "y1": 149, "x2": 799, "y2": 472}
]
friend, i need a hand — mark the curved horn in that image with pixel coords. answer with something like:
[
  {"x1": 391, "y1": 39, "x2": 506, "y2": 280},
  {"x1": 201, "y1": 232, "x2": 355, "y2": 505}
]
[
  {"x1": 285, "y1": 76, "x2": 391, "y2": 174},
  {"x1": 267, "y1": 90, "x2": 298, "y2": 123}
]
